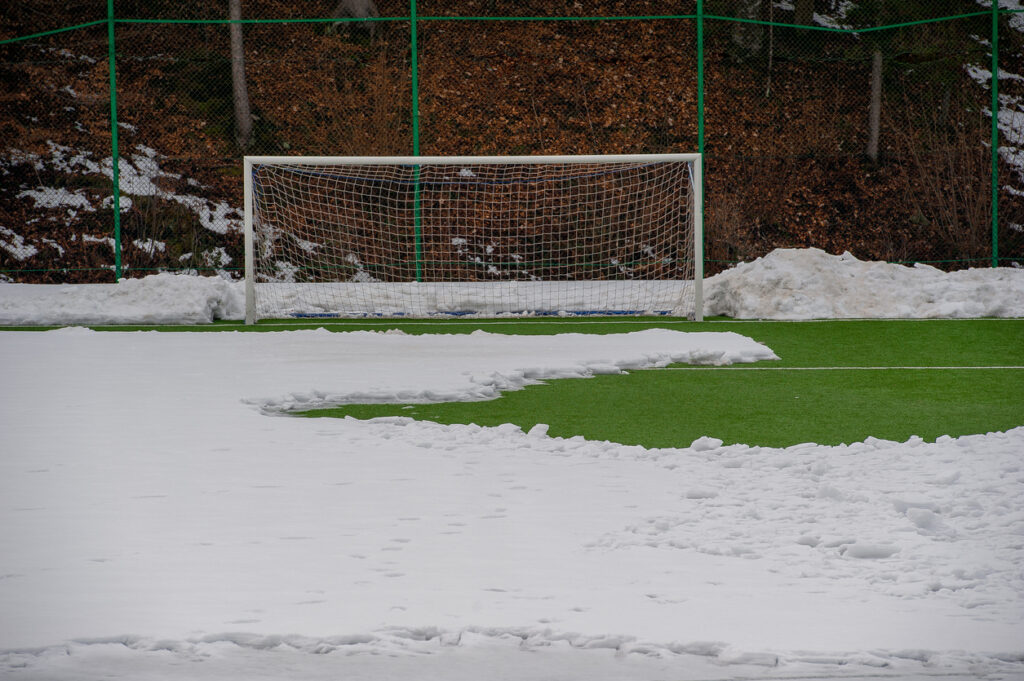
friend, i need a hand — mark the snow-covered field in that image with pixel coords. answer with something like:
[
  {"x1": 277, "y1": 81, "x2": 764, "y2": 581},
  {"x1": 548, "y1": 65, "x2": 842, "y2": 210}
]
[{"x1": 1, "y1": 250, "x2": 1023, "y2": 680}]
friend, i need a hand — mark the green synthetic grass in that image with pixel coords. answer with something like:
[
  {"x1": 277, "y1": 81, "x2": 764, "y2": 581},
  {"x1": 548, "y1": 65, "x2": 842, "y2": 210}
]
[
  {"x1": 295, "y1": 319, "x2": 1024, "y2": 448},
  {"x1": 5, "y1": 317, "x2": 1021, "y2": 447},
  {"x1": 304, "y1": 367, "x2": 1021, "y2": 448}
]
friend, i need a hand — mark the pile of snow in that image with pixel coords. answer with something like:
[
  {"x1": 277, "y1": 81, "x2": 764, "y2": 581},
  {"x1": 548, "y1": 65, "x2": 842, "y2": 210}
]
[
  {"x1": 0, "y1": 272, "x2": 244, "y2": 325},
  {"x1": 0, "y1": 327, "x2": 1021, "y2": 681},
  {"x1": 1, "y1": 248, "x2": 1022, "y2": 324},
  {"x1": 704, "y1": 248, "x2": 1024, "y2": 319}
]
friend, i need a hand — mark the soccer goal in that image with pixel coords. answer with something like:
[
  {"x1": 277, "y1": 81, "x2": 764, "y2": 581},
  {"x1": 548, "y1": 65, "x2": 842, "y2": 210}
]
[{"x1": 243, "y1": 154, "x2": 703, "y2": 322}]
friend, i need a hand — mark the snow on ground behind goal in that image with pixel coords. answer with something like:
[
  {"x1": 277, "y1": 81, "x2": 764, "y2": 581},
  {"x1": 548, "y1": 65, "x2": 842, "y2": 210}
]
[
  {"x1": 2, "y1": 247, "x2": 1023, "y2": 324},
  {"x1": 0, "y1": 325, "x2": 1022, "y2": 680},
  {"x1": 705, "y1": 248, "x2": 1024, "y2": 319}
]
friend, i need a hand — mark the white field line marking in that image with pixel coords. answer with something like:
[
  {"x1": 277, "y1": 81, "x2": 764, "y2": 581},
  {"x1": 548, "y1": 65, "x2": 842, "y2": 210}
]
[{"x1": 661, "y1": 366, "x2": 1024, "y2": 370}]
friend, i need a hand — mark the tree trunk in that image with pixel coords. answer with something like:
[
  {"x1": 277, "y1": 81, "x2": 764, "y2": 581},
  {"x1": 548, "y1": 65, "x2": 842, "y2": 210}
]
[
  {"x1": 794, "y1": 0, "x2": 814, "y2": 26},
  {"x1": 867, "y1": 48, "x2": 883, "y2": 163},
  {"x1": 731, "y1": 0, "x2": 763, "y2": 58},
  {"x1": 939, "y1": 86, "x2": 951, "y2": 128},
  {"x1": 229, "y1": 0, "x2": 252, "y2": 150}
]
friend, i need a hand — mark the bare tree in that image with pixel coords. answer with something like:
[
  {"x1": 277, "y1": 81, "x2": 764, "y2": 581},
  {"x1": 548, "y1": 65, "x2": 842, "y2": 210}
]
[
  {"x1": 229, "y1": 0, "x2": 252, "y2": 150},
  {"x1": 856, "y1": 0, "x2": 981, "y2": 162},
  {"x1": 867, "y1": 48, "x2": 883, "y2": 162},
  {"x1": 331, "y1": 0, "x2": 381, "y2": 39},
  {"x1": 861, "y1": 0, "x2": 884, "y2": 163}
]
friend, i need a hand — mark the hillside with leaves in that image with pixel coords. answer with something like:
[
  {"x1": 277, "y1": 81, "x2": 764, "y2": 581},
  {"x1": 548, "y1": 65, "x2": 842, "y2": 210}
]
[{"x1": 1, "y1": 0, "x2": 1022, "y2": 283}]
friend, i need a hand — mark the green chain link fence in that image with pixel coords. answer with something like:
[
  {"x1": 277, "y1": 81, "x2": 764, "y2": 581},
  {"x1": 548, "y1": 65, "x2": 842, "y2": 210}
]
[{"x1": 2, "y1": 0, "x2": 1022, "y2": 282}]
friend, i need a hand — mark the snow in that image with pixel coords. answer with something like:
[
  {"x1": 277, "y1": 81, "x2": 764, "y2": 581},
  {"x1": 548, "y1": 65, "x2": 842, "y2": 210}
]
[
  {"x1": 0, "y1": 272, "x2": 243, "y2": 326},
  {"x1": 15, "y1": 187, "x2": 95, "y2": 213},
  {"x1": 0, "y1": 249, "x2": 1023, "y2": 680},
  {"x1": 79, "y1": 234, "x2": 115, "y2": 251},
  {"x1": 810, "y1": 1, "x2": 856, "y2": 31},
  {"x1": 978, "y1": 0, "x2": 1024, "y2": 32},
  {"x1": 2, "y1": 247, "x2": 1022, "y2": 325},
  {"x1": 3, "y1": 143, "x2": 242, "y2": 234},
  {"x1": 705, "y1": 248, "x2": 1024, "y2": 319},
  {"x1": 132, "y1": 238, "x2": 166, "y2": 256},
  {"x1": 255, "y1": 279, "x2": 698, "y2": 318},
  {"x1": 964, "y1": 63, "x2": 1024, "y2": 183},
  {"x1": 0, "y1": 227, "x2": 39, "y2": 262}
]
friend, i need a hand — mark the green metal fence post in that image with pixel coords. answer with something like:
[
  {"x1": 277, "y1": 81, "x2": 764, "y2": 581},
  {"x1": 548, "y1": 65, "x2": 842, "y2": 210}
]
[
  {"x1": 106, "y1": 0, "x2": 122, "y2": 280},
  {"x1": 991, "y1": 1, "x2": 1000, "y2": 268},
  {"x1": 411, "y1": 0, "x2": 424, "y2": 281},
  {"x1": 696, "y1": 0, "x2": 705, "y2": 158},
  {"x1": 411, "y1": 0, "x2": 420, "y2": 156},
  {"x1": 696, "y1": 0, "x2": 706, "y2": 279}
]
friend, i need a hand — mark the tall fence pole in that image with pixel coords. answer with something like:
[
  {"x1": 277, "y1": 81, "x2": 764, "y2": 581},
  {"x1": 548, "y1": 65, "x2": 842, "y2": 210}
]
[
  {"x1": 991, "y1": 2, "x2": 1000, "y2": 269},
  {"x1": 696, "y1": 0, "x2": 706, "y2": 278},
  {"x1": 106, "y1": 0, "x2": 122, "y2": 280},
  {"x1": 410, "y1": 0, "x2": 420, "y2": 156},
  {"x1": 410, "y1": 0, "x2": 424, "y2": 281},
  {"x1": 696, "y1": 0, "x2": 705, "y2": 157}
]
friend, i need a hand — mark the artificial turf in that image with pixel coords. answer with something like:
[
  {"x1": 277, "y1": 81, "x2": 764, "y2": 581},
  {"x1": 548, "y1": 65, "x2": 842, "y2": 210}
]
[
  {"x1": 6, "y1": 317, "x2": 1020, "y2": 447},
  {"x1": 296, "y1": 318, "x2": 1024, "y2": 448}
]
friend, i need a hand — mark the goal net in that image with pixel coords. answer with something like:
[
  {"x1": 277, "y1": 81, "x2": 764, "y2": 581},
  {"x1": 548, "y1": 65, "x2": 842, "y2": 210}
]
[{"x1": 244, "y1": 154, "x2": 702, "y2": 322}]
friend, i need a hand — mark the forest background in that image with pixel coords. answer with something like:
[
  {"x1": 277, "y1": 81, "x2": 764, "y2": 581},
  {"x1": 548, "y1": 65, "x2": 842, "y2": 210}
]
[{"x1": 1, "y1": 0, "x2": 1022, "y2": 283}]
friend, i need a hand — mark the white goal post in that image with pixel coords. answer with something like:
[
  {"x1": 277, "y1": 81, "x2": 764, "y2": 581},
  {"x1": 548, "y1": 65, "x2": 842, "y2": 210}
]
[{"x1": 244, "y1": 154, "x2": 703, "y2": 323}]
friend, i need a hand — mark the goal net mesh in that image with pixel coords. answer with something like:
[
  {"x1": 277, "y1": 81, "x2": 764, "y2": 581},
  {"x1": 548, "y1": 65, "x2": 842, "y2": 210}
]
[{"x1": 249, "y1": 158, "x2": 698, "y2": 319}]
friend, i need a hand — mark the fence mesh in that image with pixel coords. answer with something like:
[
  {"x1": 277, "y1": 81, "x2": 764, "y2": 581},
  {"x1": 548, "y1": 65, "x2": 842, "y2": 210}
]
[
  {"x1": 2, "y1": 1, "x2": 1022, "y2": 284},
  {"x1": 417, "y1": 19, "x2": 698, "y2": 156},
  {"x1": 0, "y1": 24, "x2": 115, "y2": 283}
]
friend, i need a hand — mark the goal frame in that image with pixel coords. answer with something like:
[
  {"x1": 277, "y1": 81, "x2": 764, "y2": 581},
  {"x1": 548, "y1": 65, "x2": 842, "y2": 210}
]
[{"x1": 243, "y1": 154, "x2": 703, "y2": 323}]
